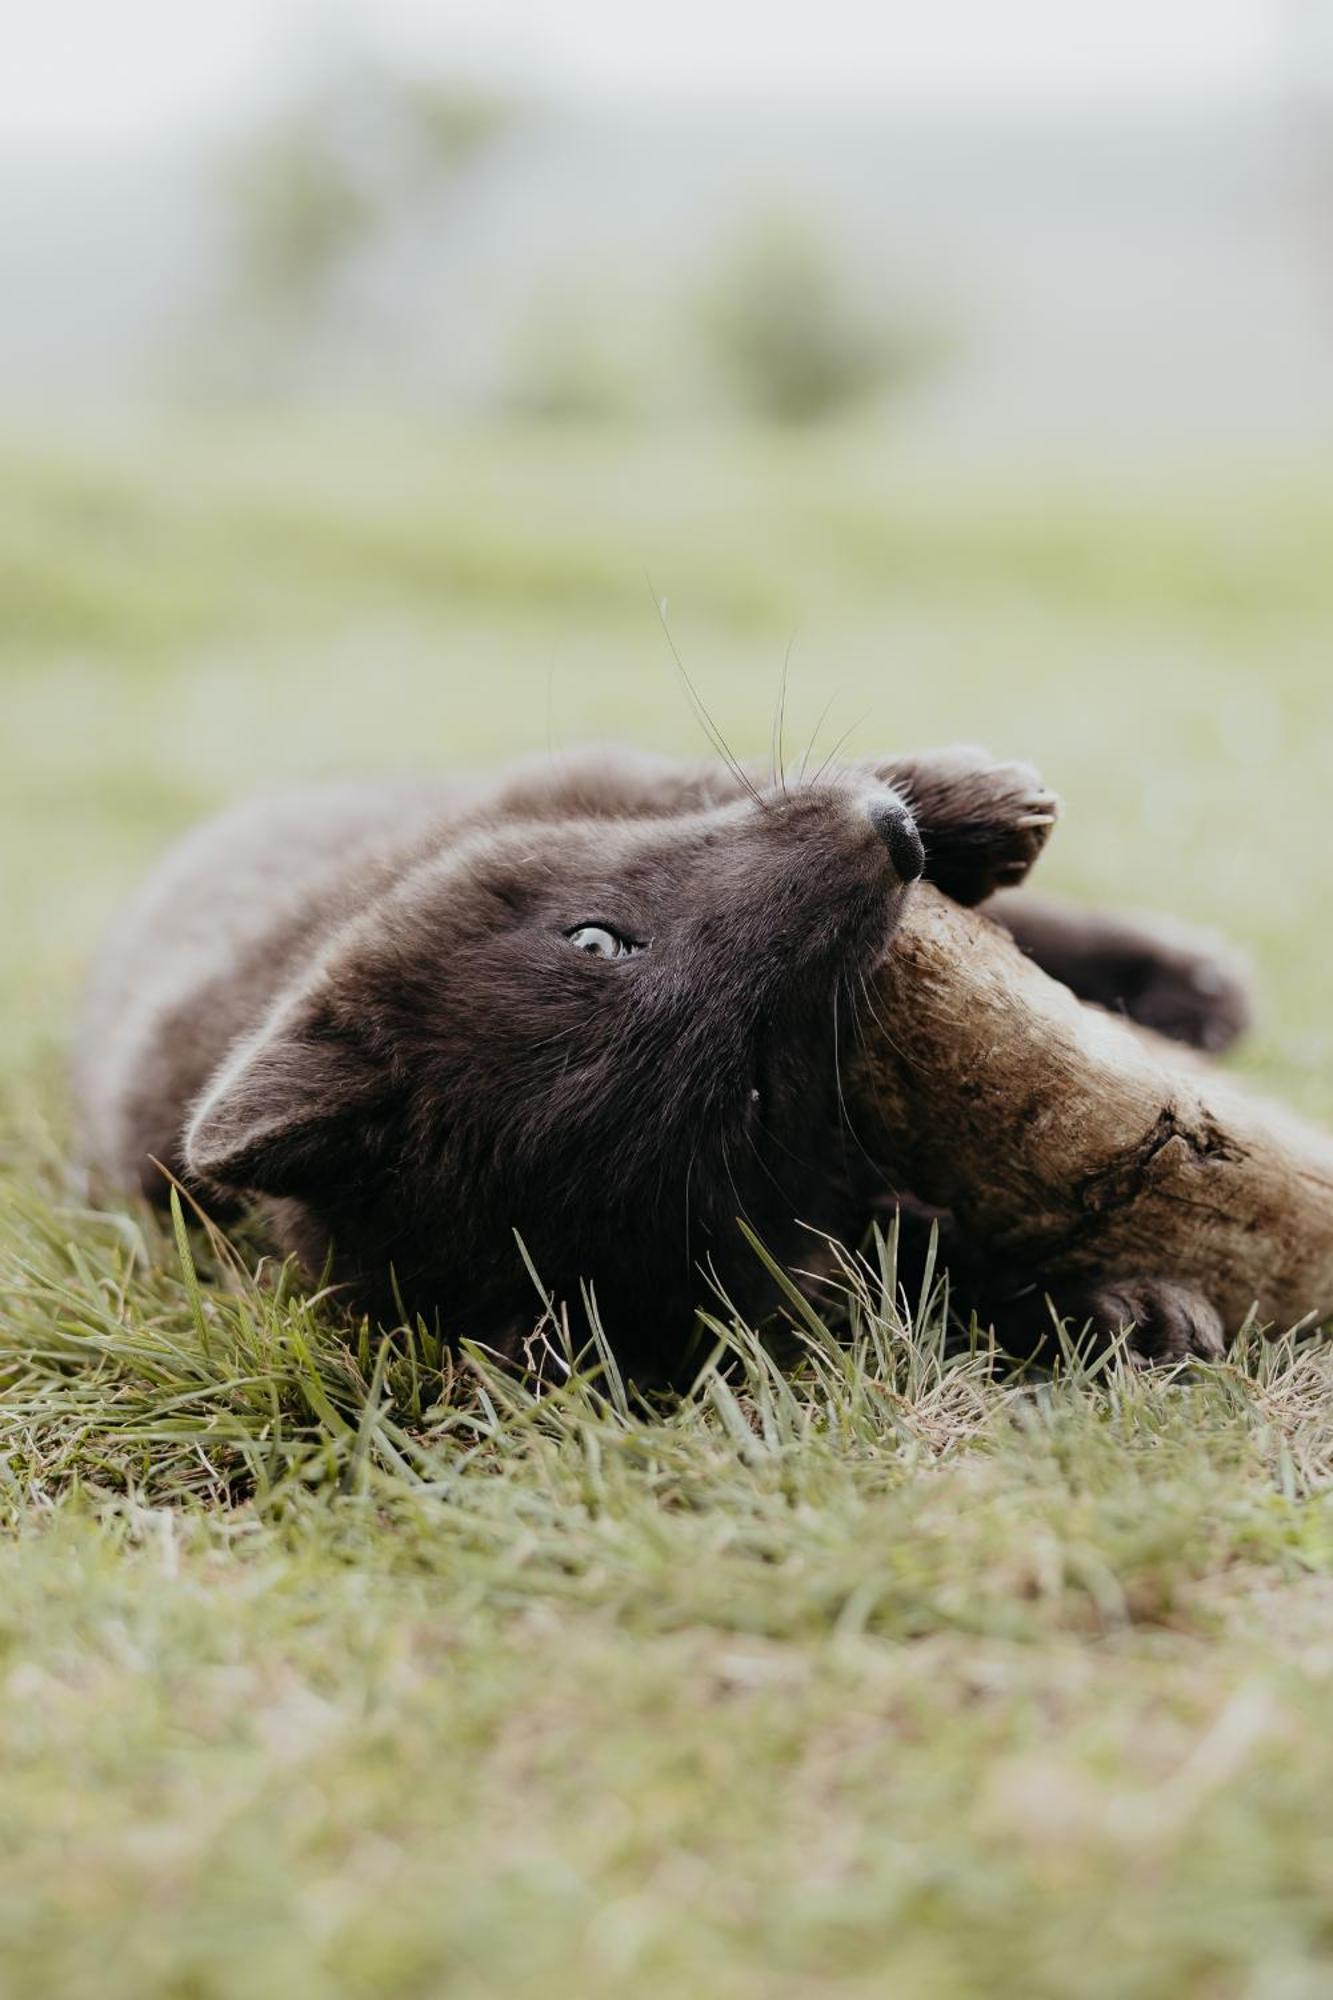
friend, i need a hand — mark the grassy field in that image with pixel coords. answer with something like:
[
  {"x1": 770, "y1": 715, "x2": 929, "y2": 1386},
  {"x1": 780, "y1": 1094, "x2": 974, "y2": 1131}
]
[{"x1": 4, "y1": 415, "x2": 1333, "y2": 1997}]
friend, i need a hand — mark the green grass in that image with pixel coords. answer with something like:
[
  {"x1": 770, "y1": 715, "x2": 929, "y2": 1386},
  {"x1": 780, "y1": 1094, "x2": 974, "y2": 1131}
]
[{"x1": 4, "y1": 414, "x2": 1333, "y2": 1997}]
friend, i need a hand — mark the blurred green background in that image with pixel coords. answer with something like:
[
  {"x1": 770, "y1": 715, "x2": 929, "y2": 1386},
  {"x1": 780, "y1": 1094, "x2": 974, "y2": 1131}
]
[
  {"x1": 5, "y1": 422, "x2": 1333, "y2": 1116},
  {"x1": 4, "y1": 15, "x2": 1333, "y2": 1118}
]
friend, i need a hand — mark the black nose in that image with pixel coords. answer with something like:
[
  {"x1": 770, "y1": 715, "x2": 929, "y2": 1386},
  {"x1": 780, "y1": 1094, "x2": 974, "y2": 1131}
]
[{"x1": 865, "y1": 791, "x2": 925, "y2": 882}]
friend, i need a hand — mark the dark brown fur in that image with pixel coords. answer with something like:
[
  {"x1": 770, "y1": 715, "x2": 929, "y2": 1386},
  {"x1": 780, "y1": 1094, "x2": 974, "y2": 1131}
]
[{"x1": 74, "y1": 746, "x2": 1251, "y2": 1377}]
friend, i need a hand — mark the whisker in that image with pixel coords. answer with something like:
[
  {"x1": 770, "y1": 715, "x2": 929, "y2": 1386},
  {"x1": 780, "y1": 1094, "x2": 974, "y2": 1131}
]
[
  {"x1": 682, "y1": 1132, "x2": 702, "y2": 1269},
  {"x1": 855, "y1": 964, "x2": 913, "y2": 1070},
  {"x1": 770, "y1": 636, "x2": 795, "y2": 796},
  {"x1": 809, "y1": 707, "x2": 872, "y2": 789},
  {"x1": 718, "y1": 1122, "x2": 756, "y2": 1234},
  {"x1": 797, "y1": 690, "x2": 840, "y2": 786},
  {"x1": 646, "y1": 577, "x2": 766, "y2": 810},
  {"x1": 833, "y1": 970, "x2": 894, "y2": 1183}
]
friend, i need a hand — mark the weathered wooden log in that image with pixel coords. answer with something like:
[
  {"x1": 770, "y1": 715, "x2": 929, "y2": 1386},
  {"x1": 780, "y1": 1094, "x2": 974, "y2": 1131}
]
[{"x1": 851, "y1": 884, "x2": 1333, "y2": 1334}]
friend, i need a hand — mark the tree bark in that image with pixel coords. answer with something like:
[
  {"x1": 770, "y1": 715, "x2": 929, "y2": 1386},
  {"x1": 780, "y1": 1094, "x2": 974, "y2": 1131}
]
[{"x1": 852, "y1": 884, "x2": 1333, "y2": 1334}]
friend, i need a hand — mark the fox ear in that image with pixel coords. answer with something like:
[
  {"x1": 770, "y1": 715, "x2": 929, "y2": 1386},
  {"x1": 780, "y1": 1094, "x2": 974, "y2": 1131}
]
[{"x1": 185, "y1": 985, "x2": 390, "y2": 1199}]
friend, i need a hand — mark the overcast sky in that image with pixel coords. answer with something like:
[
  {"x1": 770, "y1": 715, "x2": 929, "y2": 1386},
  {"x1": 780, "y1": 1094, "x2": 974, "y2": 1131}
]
[{"x1": 3, "y1": 0, "x2": 1325, "y2": 149}]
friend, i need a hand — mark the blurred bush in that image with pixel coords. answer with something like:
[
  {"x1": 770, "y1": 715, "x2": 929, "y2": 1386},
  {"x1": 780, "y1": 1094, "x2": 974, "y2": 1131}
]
[
  {"x1": 496, "y1": 213, "x2": 953, "y2": 429},
  {"x1": 697, "y1": 211, "x2": 949, "y2": 425},
  {"x1": 500, "y1": 334, "x2": 638, "y2": 425},
  {"x1": 201, "y1": 67, "x2": 518, "y2": 397},
  {"x1": 499, "y1": 285, "x2": 643, "y2": 424},
  {"x1": 186, "y1": 70, "x2": 952, "y2": 429}
]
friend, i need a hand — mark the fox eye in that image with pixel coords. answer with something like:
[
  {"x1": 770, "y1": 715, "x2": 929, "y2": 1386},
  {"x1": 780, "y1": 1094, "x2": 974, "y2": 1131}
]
[{"x1": 565, "y1": 924, "x2": 644, "y2": 961}]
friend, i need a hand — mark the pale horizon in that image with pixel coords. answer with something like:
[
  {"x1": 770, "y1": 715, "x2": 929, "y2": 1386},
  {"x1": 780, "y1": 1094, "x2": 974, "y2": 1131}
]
[{"x1": 3, "y1": 0, "x2": 1323, "y2": 152}]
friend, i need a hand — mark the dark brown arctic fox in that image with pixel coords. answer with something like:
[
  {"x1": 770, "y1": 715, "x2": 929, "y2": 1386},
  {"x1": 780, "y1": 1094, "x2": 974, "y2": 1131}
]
[{"x1": 74, "y1": 746, "x2": 1249, "y2": 1378}]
